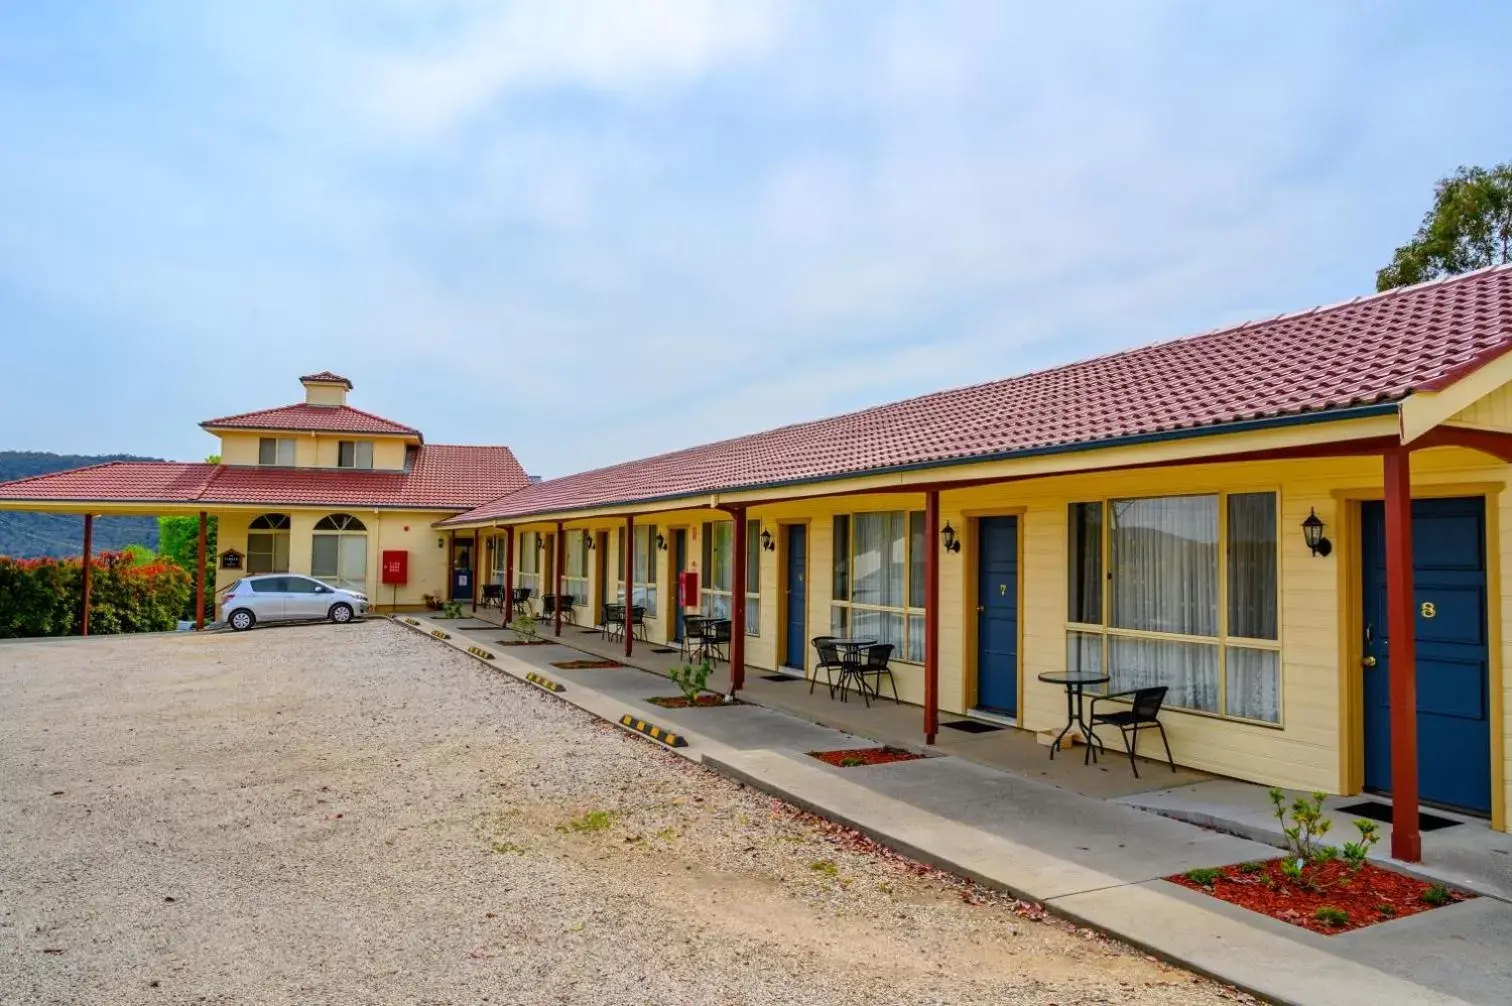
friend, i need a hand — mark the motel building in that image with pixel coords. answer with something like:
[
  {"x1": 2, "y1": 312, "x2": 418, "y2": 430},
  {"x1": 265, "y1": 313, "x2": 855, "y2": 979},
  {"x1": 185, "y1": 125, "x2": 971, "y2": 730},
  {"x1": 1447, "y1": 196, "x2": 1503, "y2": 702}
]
[{"x1": 7, "y1": 267, "x2": 1512, "y2": 861}]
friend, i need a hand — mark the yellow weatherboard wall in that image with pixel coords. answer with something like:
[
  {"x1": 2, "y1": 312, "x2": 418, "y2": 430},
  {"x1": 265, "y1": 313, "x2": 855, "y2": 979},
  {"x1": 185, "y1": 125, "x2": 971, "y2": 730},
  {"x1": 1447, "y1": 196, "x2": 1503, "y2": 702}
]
[{"x1": 214, "y1": 431, "x2": 409, "y2": 470}]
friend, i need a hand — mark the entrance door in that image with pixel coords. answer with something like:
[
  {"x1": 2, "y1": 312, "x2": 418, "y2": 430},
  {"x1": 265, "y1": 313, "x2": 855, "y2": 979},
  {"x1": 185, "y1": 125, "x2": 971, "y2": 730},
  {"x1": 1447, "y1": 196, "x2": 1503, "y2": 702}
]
[
  {"x1": 673, "y1": 529, "x2": 688, "y2": 641},
  {"x1": 1361, "y1": 496, "x2": 1491, "y2": 815},
  {"x1": 450, "y1": 540, "x2": 473, "y2": 601},
  {"x1": 975, "y1": 516, "x2": 1020, "y2": 716},
  {"x1": 784, "y1": 525, "x2": 807, "y2": 669}
]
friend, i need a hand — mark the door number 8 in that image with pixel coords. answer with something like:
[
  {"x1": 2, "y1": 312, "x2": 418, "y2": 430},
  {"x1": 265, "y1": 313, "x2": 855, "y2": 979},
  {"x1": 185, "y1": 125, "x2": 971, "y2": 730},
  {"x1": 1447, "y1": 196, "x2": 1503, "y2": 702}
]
[{"x1": 1420, "y1": 601, "x2": 1437, "y2": 619}]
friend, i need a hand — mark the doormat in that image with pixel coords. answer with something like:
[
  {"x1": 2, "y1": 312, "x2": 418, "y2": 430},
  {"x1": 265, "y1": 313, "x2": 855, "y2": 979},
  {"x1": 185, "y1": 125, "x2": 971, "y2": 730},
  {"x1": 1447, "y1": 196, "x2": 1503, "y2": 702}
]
[
  {"x1": 580, "y1": 629, "x2": 602, "y2": 634},
  {"x1": 943, "y1": 720, "x2": 1003, "y2": 734},
  {"x1": 761, "y1": 673, "x2": 800, "y2": 682},
  {"x1": 651, "y1": 647, "x2": 677, "y2": 654},
  {"x1": 1336, "y1": 801, "x2": 1462, "y2": 832}
]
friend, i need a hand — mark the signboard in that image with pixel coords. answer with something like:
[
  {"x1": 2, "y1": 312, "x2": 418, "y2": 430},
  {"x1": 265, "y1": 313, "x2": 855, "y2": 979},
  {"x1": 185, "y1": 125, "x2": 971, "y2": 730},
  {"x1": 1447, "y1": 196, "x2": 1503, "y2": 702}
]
[
  {"x1": 219, "y1": 549, "x2": 244, "y2": 570},
  {"x1": 381, "y1": 550, "x2": 408, "y2": 585}
]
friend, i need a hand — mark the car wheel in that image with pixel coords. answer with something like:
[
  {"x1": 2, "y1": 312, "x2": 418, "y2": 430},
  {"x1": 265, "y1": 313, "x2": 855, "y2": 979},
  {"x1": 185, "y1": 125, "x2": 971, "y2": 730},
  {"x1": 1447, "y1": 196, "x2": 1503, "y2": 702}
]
[
  {"x1": 229, "y1": 609, "x2": 256, "y2": 632},
  {"x1": 329, "y1": 602, "x2": 354, "y2": 624}
]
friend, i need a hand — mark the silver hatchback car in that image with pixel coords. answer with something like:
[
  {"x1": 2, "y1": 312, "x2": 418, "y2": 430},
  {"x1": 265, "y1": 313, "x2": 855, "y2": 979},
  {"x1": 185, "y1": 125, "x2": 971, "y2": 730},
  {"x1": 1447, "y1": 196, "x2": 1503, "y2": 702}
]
[{"x1": 218, "y1": 574, "x2": 369, "y2": 631}]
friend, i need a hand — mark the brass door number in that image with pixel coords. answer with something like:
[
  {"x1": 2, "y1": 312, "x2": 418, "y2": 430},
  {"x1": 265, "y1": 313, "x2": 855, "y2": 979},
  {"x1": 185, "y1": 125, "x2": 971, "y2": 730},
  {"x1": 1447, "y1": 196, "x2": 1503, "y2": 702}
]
[{"x1": 1421, "y1": 601, "x2": 1437, "y2": 619}]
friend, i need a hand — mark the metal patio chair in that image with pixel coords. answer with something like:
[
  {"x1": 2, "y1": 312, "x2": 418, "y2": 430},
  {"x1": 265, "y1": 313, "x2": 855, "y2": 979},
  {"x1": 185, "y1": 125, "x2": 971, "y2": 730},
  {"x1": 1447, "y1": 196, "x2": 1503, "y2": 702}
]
[
  {"x1": 810, "y1": 636, "x2": 844, "y2": 698},
  {"x1": 843, "y1": 643, "x2": 899, "y2": 707},
  {"x1": 1086, "y1": 685, "x2": 1176, "y2": 778},
  {"x1": 602, "y1": 603, "x2": 625, "y2": 642}
]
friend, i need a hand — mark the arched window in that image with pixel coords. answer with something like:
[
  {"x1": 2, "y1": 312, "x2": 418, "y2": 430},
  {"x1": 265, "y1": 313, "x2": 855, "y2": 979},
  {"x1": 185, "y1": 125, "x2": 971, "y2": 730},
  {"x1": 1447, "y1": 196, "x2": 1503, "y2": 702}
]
[
  {"x1": 247, "y1": 513, "x2": 291, "y2": 574},
  {"x1": 311, "y1": 513, "x2": 368, "y2": 593},
  {"x1": 314, "y1": 513, "x2": 366, "y2": 532}
]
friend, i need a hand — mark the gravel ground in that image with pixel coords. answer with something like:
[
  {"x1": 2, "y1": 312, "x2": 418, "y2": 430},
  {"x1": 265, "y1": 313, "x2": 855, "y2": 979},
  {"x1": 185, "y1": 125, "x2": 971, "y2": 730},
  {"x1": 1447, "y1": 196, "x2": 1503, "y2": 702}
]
[{"x1": 0, "y1": 621, "x2": 1255, "y2": 1005}]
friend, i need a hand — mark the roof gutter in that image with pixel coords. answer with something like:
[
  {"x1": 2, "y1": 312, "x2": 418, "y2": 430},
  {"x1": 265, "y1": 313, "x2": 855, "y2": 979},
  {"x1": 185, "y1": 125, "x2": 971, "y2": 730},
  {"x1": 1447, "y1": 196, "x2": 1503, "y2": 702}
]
[{"x1": 441, "y1": 400, "x2": 1403, "y2": 527}]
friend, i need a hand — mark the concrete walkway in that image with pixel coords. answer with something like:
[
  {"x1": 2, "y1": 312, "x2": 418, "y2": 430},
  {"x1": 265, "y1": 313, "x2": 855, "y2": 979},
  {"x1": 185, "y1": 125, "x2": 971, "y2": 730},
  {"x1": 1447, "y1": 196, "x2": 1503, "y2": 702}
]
[{"x1": 403, "y1": 615, "x2": 1497, "y2": 1006}]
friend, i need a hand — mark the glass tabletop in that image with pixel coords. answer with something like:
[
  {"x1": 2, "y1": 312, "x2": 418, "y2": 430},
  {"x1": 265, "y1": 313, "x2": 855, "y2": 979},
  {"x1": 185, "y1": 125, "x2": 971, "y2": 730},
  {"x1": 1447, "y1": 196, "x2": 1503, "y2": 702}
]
[
  {"x1": 832, "y1": 637, "x2": 878, "y2": 649},
  {"x1": 1036, "y1": 670, "x2": 1110, "y2": 686}
]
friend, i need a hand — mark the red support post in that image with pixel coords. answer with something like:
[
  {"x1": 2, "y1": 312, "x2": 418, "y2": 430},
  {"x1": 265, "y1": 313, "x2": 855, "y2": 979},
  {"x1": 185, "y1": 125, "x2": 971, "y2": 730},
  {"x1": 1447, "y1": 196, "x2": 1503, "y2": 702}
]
[
  {"x1": 730, "y1": 509, "x2": 748, "y2": 694},
  {"x1": 504, "y1": 527, "x2": 515, "y2": 624},
  {"x1": 81, "y1": 513, "x2": 93, "y2": 636},
  {"x1": 554, "y1": 521, "x2": 565, "y2": 637},
  {"x1": 471, "y1": 530, "x2": 481, "y2": 612},
  {"x1": 1383, "y1": 449, "x2": 1422, "y2": 862},
  {"x1": 624, "y1": 515, "x2": 635, "y2": 658},
  {"x1": 924, "y1": 491, "x2": 940, "y2": 744},
  {"x1": 195, "y1": 511, "x2": 207, "y2": 631}
]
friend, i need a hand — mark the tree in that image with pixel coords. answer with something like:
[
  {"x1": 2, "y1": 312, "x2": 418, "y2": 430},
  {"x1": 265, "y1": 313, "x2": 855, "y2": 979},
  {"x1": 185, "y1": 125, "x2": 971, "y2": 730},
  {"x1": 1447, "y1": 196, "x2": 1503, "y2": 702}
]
[
  {"x1": 157, "y1": 515, "x2": 217, "y2": 617},
  {"x1": 1378, "y1": 164, "x2": 1512, "y2": 291}
]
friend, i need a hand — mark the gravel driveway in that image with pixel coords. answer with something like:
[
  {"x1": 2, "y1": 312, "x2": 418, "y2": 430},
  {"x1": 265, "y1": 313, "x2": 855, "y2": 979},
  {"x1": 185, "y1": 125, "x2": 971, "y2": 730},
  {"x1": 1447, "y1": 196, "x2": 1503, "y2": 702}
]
[{"x1": 0, "y1": 621, "x2": 1250, "y2": 1005}]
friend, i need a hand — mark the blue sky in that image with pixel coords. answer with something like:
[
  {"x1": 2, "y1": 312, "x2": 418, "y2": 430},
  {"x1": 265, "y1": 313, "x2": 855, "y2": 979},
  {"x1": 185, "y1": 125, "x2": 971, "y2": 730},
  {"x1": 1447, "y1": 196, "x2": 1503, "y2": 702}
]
[{"x1": 2, "y1": 1, "x2": 1510, "y2": 478}]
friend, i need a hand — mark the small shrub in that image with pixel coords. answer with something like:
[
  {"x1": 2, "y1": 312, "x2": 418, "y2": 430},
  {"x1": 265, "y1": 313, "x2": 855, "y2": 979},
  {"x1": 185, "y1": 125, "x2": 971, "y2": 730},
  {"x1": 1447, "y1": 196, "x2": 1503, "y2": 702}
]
[
  {"x1": 1313, "y1": 905, "x2": 1350, "y2": 928},
  {"x1": 1279, "y1": 858, "x2": 1306, "y2": 883},
  {"x1": 668, "y1": 656, "x2": 714, "y2": 703},
  {"x1": 1376, "y1": 903, "x2": 1397, "y2": 917},
  {"x1": 510, "y1": 611, "x2": 538, "y2": 637},
  {"x1": 561, "y1": 810, "x2": 615, "y2": 834},
  {"x1": 491, "y1": 841, "x2": 526, "y2": 855},
  {"x1": 1340, "y1": 819, "x2": 1381, "y2": 871},
  {"x1": 1237, "y1": 861, "x2": 1266, "y2": 874},
  {"x1": 839, "y1": 756, "x2": 865, "y2": 767},
  {"x1": 809, "y1": 859, "x2": 839, "y2": 877},
  {"x1": 1422, "y1": 883, "x2": 1453, "y2": 906},
  {"x1": 441, "y1": 600, "x2": 464, "y2": 619},
  {"x1": 1184, "y1": 867, "x2": 1223, "y2": 886},
  {"x1": 1269, "y1": 788, "x2": 1333, "y2": 861}
]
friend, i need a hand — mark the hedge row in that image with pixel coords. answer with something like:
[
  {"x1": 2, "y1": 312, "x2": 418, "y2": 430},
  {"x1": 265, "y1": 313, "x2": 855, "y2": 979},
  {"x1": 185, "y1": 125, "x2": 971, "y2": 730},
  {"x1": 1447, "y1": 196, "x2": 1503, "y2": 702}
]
[{"x1": 0, "y1": 553, "x2": 191, "y2": 639}]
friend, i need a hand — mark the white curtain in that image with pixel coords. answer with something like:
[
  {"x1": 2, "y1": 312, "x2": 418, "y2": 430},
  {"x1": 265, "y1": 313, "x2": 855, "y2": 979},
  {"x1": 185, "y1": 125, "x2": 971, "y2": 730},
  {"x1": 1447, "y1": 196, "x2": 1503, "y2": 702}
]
[
  {"x1": 1226, "y1": 647, "x2": 1280, "y2": 722},
  {"x1": 1110, "y1": 495, "x2": 1218, "y2": 636},
  {"x1": 1110, "y1": 636, "x2": 1218, "y2": 712},
  {"x1": 852, "y1": 512, "x2": 905, "y2": 607},
  {"x1": 1227, "y1": 493, "x2": 1278, "y2": 640}
]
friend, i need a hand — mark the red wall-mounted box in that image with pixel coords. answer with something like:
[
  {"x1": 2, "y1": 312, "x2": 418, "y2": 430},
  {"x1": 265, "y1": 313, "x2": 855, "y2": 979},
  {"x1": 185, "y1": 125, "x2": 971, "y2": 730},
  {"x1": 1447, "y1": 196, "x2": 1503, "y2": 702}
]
[{"x1": 381, "y1": 549, "x2": 408, "y2": 585}]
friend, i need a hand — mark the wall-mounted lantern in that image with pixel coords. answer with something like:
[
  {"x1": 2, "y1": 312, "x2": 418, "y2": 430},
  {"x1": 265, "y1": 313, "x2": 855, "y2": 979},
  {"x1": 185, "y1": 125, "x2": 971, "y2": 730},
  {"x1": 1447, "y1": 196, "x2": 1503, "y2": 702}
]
[
  {"x1": 941, "y1": 521, "x2": 961, "y2": 554},
  {"x1": 1302, "y1": 508, "x2": 1332, "y2": 557},
  {"x1": 436, "y1": 537, "x2": 445, "y2": 549},
  {"x1": 584, "y1": 534, "x2": 595, "y2": 551},
  {"x1": 656, "y1": 533, "x2": 668, "y2": 551},
  {"x1": 760, "y1": 529, "x2": 775, "y2": 551}
]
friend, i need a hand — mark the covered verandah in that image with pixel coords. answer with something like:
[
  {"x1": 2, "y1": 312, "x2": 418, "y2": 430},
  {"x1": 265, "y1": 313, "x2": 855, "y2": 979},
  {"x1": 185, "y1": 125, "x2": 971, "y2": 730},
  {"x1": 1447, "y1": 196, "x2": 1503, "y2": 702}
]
[{"x1": 447, "y1": 417, "x2": 1512, "y2": 864}]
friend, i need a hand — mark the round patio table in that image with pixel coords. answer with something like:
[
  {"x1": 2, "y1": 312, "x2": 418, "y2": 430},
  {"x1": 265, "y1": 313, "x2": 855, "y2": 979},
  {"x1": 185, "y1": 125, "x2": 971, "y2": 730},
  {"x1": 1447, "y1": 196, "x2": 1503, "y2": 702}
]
[
  {"x1": 831, "y1": 638, "x2": 877, "y2": 702},
  {"x1": 1036, "y1": 670, "x2": 1110, "y2": 761}
]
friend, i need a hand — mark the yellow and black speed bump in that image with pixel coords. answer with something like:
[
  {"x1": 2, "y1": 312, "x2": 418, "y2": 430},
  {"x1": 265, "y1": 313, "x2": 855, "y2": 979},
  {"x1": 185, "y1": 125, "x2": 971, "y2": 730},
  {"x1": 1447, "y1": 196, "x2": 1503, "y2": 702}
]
[
  {"x1": 467, "y1": 645, "x2": 495, "y2": 660},
  {"x1": 525, "y1": 671, "x2": 566, "y2": 693},
  {"x1": 401, "y1": 617, "x2": 420, "y2": 625},
  {"x1": 619, "y1": 714, "x2": 688, "y2": 749},
  {"x1": 431, "y1": 629, "x2": 451, "y2": 640}
]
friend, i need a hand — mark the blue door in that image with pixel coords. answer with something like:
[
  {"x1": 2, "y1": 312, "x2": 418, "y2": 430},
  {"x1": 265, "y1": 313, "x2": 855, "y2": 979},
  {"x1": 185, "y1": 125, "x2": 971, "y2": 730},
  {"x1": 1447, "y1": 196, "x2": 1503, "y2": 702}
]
[
  {"x1": 785, "y1": 525, "x2": 807, "y2": 669},
  {"x1": 450, "y1": 541, "x2": 474, "y2": 601},
  {"x1": 976, "y1": 516, "x2": 1019, "y2": 716},
  {"x1": 1361, "y1": 496, "x2": 1490, "y2": 815},
  {"x1": 673, "y1": 530, "x2": 688, "y2": 641}
]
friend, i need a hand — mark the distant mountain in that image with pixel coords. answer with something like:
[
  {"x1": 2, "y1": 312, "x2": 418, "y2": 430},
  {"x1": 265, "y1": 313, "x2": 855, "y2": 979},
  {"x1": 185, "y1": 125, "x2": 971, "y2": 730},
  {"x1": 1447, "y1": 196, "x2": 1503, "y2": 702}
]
[{"x1": 0, "y1": 452, "x2": 163, "y2": 558}]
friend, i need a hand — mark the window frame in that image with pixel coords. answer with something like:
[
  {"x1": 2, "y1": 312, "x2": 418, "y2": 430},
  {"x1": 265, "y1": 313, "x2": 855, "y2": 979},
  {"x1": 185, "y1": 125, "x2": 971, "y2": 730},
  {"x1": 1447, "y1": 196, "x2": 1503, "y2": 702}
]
[
  {"x1": 830, "y1": 509, "x2": 926, "y2": 664},
  {"x1": 1065, "y1": 490, "x2": 1284, "y2": 727},
  {"x1": 699, "y1": 519, "x2": 760, "y2": 635},
  {"x1": 258, "y1": 437, "x2": 295, "y2": 466},
  {"x1": 561, "y1": 529, "x2": 591, "y2": 606},
  {"x1": 337, "y1": 439, "x2": 374, "y2": 469}
]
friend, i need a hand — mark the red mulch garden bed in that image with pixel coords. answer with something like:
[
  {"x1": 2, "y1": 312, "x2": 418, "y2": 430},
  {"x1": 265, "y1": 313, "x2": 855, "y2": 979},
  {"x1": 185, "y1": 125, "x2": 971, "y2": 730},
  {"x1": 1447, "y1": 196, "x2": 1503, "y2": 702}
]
[
  {"x1": 647, "y1": 694, "x2": 743, "y2": 708},
  {"x1": 551, "y1": 659, "x2": 623, "y2": 669},
  {"x1": 809, "y1": 746, "x2": 925, "y2": 768},
  {"x1": 1166, "y1": 857, "x2": 1473, "y2": 934},
  {"x1": 496, "y1": 639, "x2": 548, "y2": 647}
]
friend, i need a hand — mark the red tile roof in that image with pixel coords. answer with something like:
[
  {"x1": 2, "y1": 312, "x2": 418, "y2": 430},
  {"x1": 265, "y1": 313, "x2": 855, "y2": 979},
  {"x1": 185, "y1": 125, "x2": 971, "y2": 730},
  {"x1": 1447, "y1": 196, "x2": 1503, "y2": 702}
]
[
  {"x1": 200, "y1": 402, "x2": 420, "y2": 438},
  {"x1": 300, "y1": 370, "x2": 352, "y2": 388},
  {"x1": 0, "y1": 445, "x2": 528, "y2": 510},
  {"x1": 443, "y1": 265, "x2": 1512, "y2": 525}
]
